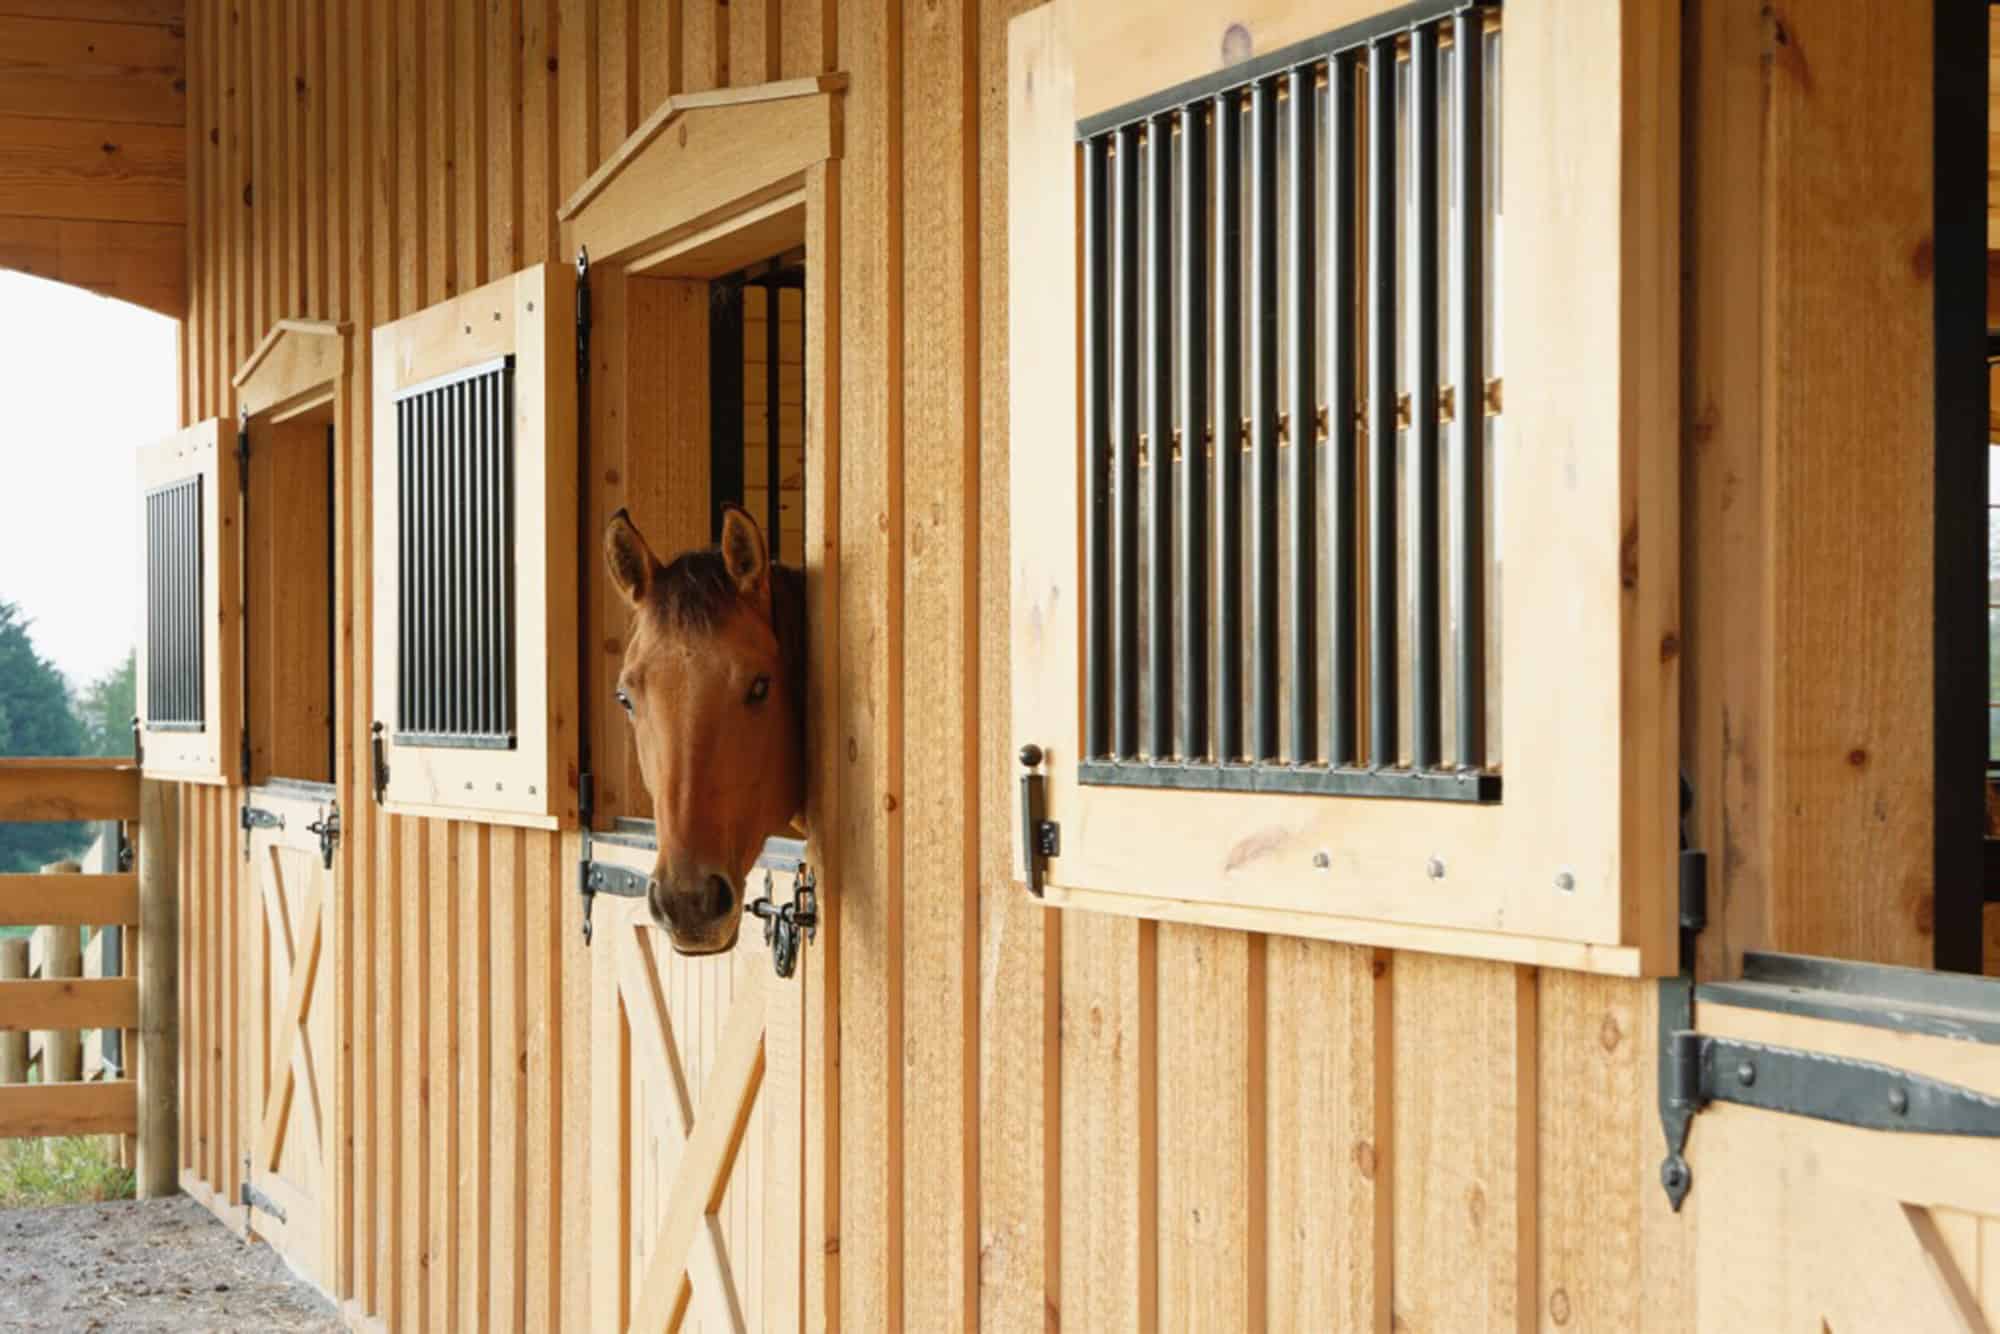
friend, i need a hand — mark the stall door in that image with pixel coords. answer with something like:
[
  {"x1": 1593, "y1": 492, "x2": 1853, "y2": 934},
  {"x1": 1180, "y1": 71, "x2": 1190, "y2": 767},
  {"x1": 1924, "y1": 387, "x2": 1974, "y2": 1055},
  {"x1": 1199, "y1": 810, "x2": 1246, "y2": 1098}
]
[
  {"x1": 588, "y1": 835, "x2": 808, "y2": 1333},
  {"x1": 1682, "y1": 956, "x2": 2000, "y2": 1330},
  {"x1": 239, "y1": 781, "x2": 338, "y2": 1290}
]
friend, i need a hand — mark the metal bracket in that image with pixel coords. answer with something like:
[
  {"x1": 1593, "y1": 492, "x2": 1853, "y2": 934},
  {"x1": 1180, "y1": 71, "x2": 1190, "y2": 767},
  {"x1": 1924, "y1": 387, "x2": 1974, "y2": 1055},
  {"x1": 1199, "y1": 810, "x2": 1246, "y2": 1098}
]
[
  {"x1": 239, "y1": 802, "x2": 284, "y2": 861},
  {"x1": 306, "y1": 802, "x2": 341, "y2": 872},
  {"x1": 240, "y1": 1175, "x2": 287, "y2": 1224},
  {"x1": 1656, "y1": 976, "x2": 1697, "y2": 1210},
  {"x1": 580, "y1": 852, "x2": 646, "y2": 945},
  {"x1": 130, "y1": 714, "x2": 143, "y2": 770},
  {"x1": 369, "y1": 722, "x2": 390, "y2": 805},
  {"x1": 1018, "y1": 744, "x2": 1058, "y2": 897},
  {"x1": 748, "y1": 862, "x2": 818, "y2": 979}
]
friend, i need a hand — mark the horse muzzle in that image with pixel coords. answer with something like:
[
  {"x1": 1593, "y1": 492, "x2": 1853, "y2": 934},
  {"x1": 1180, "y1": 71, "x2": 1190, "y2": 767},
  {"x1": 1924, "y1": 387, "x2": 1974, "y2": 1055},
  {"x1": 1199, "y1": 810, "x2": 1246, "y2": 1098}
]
[{"x1": 648, "y1": 869, "x2": 741, "y2": 955}]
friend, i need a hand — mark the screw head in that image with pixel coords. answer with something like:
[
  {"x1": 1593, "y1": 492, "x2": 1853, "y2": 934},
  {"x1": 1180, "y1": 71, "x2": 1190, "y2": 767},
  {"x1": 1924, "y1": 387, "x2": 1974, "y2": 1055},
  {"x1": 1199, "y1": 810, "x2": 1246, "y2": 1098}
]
[
  {"x1": 1737, "y1": 1062, "x2": 1756, "y2": 1087},
  {"x1": 1426, "y1": 856, "x2": 1446, "y2": 880},
  {"x1": 1311, "y1": 850, "x2": 1331, "y2": 870},
  {"x1": 1888, "y1": 1086, "x2": 1909, "y2": 1116},
  {"x1": 1019, "y1": 743, "x2": 1044, "y2": 768},
  {"x1": 1660, "y1": 1156, "x2": 1690, "y2": 1195},
  {"x1": 1554, "y1": 869, "x2": 1576, "y2": 893}
]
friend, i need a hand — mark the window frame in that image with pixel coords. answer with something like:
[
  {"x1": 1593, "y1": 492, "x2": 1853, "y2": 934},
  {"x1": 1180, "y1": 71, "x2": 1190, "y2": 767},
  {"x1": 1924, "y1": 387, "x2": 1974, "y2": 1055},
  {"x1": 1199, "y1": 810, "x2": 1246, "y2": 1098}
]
[
  {"x1": 136, "y1": 418, "x2": 240, "y2": 785},
  {"x1": 369, "y1": 263, "x2": 579, "y2": 831},
  {"x1": 1007, "y1": 0, "x2": 1680, "y2": 975}
]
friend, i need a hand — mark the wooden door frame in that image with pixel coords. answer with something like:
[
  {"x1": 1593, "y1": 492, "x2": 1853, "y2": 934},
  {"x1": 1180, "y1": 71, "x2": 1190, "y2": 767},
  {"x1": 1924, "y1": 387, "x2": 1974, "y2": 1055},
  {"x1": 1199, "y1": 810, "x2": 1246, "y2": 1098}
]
[{"x1": 561, "y1": 74, "x2": 846, "y2": 1332}]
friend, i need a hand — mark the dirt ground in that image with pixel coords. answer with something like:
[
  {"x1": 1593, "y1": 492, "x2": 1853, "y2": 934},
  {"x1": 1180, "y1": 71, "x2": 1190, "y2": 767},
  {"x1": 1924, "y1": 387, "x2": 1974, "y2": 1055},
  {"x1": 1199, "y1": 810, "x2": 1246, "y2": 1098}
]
[{"x1": 0, "y1": 1198, "x2": 341, "y2": 1332}]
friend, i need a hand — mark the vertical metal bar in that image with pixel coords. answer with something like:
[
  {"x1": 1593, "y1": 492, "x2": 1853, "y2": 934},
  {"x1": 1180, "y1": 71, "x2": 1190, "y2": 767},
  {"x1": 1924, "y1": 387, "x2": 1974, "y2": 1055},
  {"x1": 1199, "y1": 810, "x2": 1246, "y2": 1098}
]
[
  {"x1": 456, "y1": 381, "x2": 471, "y2": 738},
  {"x1": 1248, "y1": 76, "x2": 1280, "y2": 762},
  {"x1": 1113, "y1": 122, "x2": 1142, "y2": 759},
  {"x1": 1326, "y1": 50, "x2": 1359, "y2": 766},
  {"x1": 1177, "y1": 103, "x2": 1210, "y2": 761},
  {"x1": 1367, "y1": 35, "x2": 1400, "y2": 768},
  {"x1": 1213, "y1": 89, "x2": 1244, "y2": 763},
  {"x1": 482, "y1": 371, "x2": 497, "y2": 738},
  {"x1": 492, "y1": 370, "x2": 508, "y2": 736},
  {"x1": 1082, "y1": 134, "x2": 1111, "y2": 761},
  {"x1": 1146, "y1": 111, "x2": 1175, "y2": 759},
  {"x1": 1286, "y1": 63, "x2": 1318, "y2": 765},
  {"x1": 1410, "y1": 23, "x2": 1442, "y2": 770},
  {"x1": 767, "y1": 278, "x2": 783, "y2": 558},
  {"x1": 469, "y1": 377, "x2": 484, "y2": 738},
  {"x1": 423, "y1": 389, "x2": 438, "y2": 736},
  {"x1": 397, "y1": 401, "x2": 410, "y2": 732},
  {"x1": 191, "y1": 480, "x2": 203, "y2": 723},
  {"x1": 1452, "y1": 10, "x2": 1487, "y2": 771}
]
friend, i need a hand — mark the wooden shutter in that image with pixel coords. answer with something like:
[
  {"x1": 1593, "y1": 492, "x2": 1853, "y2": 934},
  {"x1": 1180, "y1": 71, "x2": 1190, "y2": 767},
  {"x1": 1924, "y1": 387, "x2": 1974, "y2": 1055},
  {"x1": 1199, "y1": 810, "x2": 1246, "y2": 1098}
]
[
  {"x1": 370, "y1": 263, "x2": 578, "y2": 829},
  {"x1": 136, "y1": 419, "x2": 241, "y2": 784},
  {"x1": 1006, "y1": 0, "x2": 1681, "y2": 975}
]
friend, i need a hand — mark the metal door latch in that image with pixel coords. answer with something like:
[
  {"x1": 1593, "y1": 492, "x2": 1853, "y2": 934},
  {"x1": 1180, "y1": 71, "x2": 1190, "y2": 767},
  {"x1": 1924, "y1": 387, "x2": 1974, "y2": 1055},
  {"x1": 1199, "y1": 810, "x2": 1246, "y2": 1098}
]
[
  {"x1": 749, "y1": 863, "x2": 818, "y2": 979},
  {"x1": 306, "y1": 803, "x2": 341, "y2": 871},
  {"x1": 1017, "y1": 745, "x2": 1059, "y2": 897}
]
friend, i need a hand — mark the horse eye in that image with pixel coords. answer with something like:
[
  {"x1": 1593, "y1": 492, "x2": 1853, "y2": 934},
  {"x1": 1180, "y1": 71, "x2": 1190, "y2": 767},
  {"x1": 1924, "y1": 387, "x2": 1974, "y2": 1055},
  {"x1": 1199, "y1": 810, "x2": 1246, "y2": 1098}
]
[
  {"x1": 615, "y1": 688, "x2": 633, "y2": 715},
  {"x1": 747, "y1": 675, "x2": 770, "y2": 705}
]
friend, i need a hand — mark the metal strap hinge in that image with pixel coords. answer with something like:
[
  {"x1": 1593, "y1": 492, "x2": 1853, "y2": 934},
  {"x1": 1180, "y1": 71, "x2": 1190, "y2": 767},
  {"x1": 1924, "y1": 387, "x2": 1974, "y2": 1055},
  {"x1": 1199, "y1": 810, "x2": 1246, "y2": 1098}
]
[
  {"x1": 241, "y1": 1175, "x2": 287, "y2": 1223},
  {"x1": 369, "y1": 722, "x2": 390, "y2": 804},
  {"x1": 239, "y1": 802, "x2": 283, "y2": 861},
  {"x1": 1657, "y1": 987, "x2": 2000, "y2": 1212}
]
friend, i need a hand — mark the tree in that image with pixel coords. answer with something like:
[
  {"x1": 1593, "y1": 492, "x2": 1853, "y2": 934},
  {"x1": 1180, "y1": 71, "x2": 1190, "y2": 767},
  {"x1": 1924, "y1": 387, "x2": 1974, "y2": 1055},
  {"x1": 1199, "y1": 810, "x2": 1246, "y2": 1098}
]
[
  {"x1": 0, "y1": 601, "x2": 89, "y2": 871},
  {"x1": 76, "y1": 649, "x2": 137, "y2": 758}
]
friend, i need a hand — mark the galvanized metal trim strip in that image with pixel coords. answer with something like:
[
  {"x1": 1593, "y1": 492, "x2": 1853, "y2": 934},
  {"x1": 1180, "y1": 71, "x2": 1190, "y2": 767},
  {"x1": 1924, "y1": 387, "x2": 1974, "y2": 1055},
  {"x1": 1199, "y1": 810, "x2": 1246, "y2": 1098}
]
[
  {"x1": 391, "y1": 353, "x2": 517, "y2": 402},
  {"x1": 1079, "y1": 757, "x2": 1500, "y2": 802},
  {"x1": 1075, "y1": 0, "x2": 1496, "y2": 140},
  {"x1": 1696, "y1": 951, "x2": 2000, "y2": 1046}
]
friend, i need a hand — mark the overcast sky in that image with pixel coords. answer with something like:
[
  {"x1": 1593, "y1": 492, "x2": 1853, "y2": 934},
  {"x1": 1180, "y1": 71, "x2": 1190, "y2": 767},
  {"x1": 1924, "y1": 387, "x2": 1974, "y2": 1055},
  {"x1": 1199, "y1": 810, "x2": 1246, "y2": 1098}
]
[{"x1": 0, "y1": 272, "x2": 178, "y2": 688}]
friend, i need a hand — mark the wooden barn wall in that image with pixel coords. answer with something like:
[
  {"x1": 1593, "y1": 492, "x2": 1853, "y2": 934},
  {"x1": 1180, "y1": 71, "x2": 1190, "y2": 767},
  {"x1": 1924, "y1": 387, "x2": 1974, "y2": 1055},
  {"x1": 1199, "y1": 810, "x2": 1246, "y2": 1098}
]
[
  {"x1": 0, "y1": 1, "x2": 185, "y2": 321},
  {"x1": 158, "y1": 0, "x2": 1936, "y2": 1331}
]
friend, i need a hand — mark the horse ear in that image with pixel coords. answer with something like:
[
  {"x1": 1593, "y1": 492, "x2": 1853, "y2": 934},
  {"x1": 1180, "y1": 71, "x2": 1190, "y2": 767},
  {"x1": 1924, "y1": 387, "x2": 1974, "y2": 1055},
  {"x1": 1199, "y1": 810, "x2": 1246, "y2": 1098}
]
[
  {"x1": 719, "y1": 504, "x2": 769, "y2": 597},
  {"x1": 603, "y1": 509, "x2": 660, "y2": 608}
]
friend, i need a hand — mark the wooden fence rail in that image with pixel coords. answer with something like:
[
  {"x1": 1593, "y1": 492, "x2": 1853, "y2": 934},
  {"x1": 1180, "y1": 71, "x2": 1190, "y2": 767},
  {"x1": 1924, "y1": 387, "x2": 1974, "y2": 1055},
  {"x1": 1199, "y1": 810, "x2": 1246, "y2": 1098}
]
[{"x1": 0, "y1": 759, "x2": 177, "y2": 1196}]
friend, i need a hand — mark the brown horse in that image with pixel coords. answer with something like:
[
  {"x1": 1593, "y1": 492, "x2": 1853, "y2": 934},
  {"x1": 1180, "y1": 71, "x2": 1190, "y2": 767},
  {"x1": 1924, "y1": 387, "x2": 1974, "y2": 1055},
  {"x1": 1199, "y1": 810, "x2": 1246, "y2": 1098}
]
[{"x1": 603, "y1": 504, "x2": 807, "y2": 955}]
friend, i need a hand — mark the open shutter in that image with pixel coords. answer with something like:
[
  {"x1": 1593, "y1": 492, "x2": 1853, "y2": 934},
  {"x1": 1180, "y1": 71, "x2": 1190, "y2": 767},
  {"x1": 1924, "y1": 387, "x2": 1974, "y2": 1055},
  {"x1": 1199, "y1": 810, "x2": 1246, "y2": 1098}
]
[
  {"x1": 370, "y1": 263, "x2": 578, "y2": 829},
  {"x1": 136, "y1": 418, "x2": 241, "y2": 784},
  {"x1": 1005, "y1": 0, "x2": 1680, "y2": 975}
]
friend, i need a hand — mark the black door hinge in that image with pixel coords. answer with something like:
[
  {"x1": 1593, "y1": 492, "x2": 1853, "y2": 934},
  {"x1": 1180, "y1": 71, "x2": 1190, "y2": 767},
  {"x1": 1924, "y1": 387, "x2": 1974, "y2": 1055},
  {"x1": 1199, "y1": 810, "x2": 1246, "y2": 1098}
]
[
  {"x1": 576, "y1": 247, "x2": 592, "y2": 383},
  {"x1": 236, "y1": 408, "x2": 250, "y2": 492},
  {"x1": 130, "y1": 714, "x2": 143, "y2": 769},
  {"x1": 1017, "y1": 745, "x2": 1060, "y2": 897},
  {"x1": 369, "y1": 722, "x2": 390, "y2": 804},
  {"x1": 306, "y1": 802, "x2": 341, "y2": 871}
]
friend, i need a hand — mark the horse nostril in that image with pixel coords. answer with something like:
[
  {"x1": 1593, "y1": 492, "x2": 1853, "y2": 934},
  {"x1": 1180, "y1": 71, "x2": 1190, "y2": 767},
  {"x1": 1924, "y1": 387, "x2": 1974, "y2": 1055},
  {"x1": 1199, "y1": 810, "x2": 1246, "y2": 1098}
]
[
  {"x1": 708, "y1": 874, "x2": 733, "y2": 917},
  {"x1": 646, "y1": 877, "x2": 670, "y2": 929}
]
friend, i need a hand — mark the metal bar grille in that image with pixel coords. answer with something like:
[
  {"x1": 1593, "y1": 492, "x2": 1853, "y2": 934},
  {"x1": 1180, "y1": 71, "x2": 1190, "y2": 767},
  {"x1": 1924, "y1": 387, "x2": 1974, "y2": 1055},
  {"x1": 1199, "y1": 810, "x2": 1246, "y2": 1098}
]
[
  {"x1": 144, "y1": 475, "x2": 205, "y2": 731},
  {"x1": 1076, "y1": 0, "x2": 1501, "y2": 804},
  {"x1": 394, "y1": 356, "x2": 517, "y2": 749}
]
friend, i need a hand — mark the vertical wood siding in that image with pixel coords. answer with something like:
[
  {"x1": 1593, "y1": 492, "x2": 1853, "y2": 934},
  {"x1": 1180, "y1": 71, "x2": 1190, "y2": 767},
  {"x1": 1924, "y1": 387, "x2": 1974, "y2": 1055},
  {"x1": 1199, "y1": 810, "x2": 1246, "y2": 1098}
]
[{"x1": 171, "y1": 1, "x2": 1686, "y2": 1329}]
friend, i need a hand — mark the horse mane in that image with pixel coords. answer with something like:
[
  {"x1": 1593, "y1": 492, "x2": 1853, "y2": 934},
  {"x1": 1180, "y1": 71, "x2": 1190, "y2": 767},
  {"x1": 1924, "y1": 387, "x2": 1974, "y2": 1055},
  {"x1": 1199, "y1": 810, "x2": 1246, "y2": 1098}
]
[{"x1": 650, "y1": 549, "x2": 808, "y2": 759}]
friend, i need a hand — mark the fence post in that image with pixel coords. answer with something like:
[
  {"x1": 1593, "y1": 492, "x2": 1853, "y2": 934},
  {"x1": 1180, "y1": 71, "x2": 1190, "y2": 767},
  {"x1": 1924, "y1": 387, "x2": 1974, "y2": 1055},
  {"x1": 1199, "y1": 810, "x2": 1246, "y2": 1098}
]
[
  {"x1": 37, "y1": 861, "x2": 82, "y2": 1086},
  {"x1": 137, "y1": 779, "x2": 178, "y2": 1199},
  {"x1": 0, "y1": 937, "x2": 25, "y2": 1084}
]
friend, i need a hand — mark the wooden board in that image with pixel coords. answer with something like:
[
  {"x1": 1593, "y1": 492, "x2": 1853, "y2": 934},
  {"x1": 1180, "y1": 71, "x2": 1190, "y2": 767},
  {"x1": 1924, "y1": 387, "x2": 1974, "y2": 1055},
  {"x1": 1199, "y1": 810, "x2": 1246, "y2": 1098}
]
[
  {"x1": 0, "y1": 1079, "x2": 138, "y2": 1137},
  {"x1": 0, "y1": 873, "x2": 139, "y2": 927},
  {"x1": 0, "y1": 760, "x2": 138, "y2": 822}
]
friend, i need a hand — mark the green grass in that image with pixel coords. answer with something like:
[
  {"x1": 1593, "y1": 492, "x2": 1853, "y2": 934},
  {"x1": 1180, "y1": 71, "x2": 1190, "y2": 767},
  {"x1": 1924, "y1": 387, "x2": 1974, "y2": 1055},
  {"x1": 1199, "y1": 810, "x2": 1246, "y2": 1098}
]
[{"x1": 0, "y1": 1134, "x2": 135, "y2": 1208}]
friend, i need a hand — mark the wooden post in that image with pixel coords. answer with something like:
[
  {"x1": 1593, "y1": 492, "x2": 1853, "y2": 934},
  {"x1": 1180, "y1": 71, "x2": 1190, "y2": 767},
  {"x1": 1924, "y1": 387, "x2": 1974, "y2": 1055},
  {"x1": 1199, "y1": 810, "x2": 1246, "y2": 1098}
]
[
  {"x1": 136, "y1": 780, "x2": 178, "y2": 1199},
  {"x1": 0, "y1": 937, "x2": 26, "y2": 1084},
  {"x1": 37, "y1": 861, "x2": 83, "y2": 1086}
]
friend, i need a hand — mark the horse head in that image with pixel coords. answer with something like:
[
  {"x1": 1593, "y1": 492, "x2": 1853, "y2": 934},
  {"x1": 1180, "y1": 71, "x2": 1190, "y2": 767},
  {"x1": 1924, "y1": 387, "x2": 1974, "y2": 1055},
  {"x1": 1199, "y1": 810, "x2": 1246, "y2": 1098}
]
[{"x1": 603, "y1": 504, "x2": 806, "y2": 955}]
